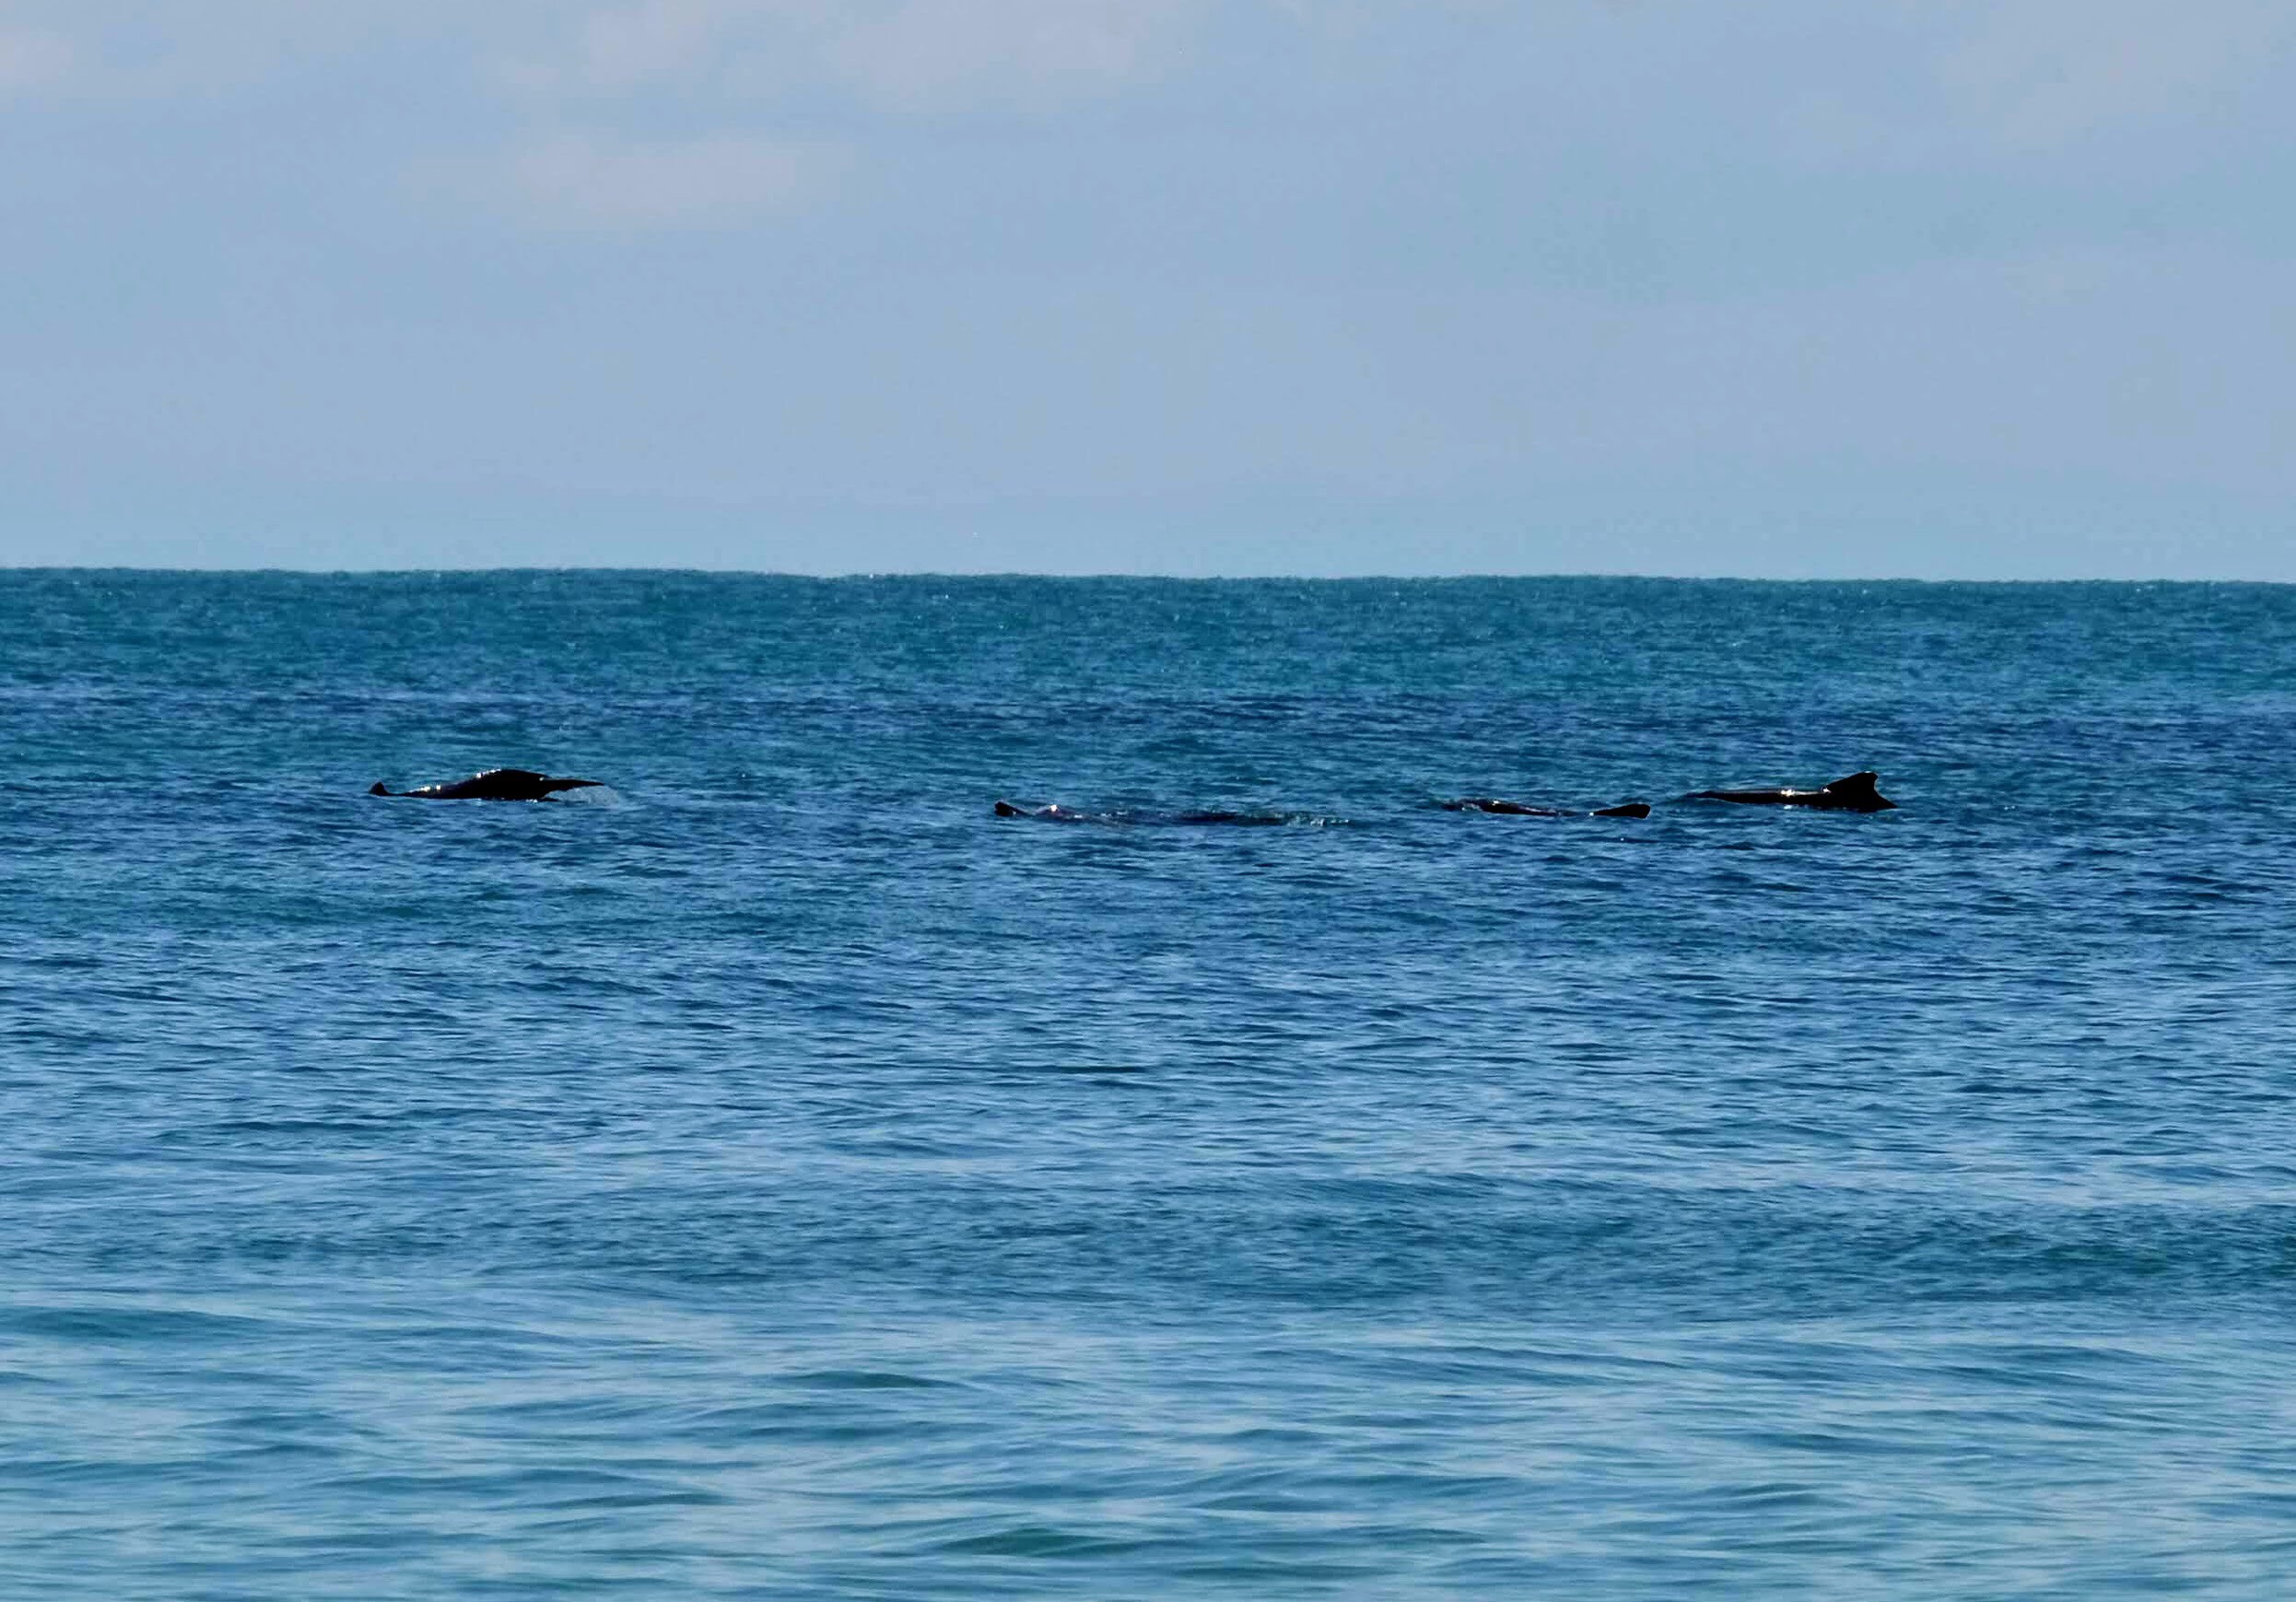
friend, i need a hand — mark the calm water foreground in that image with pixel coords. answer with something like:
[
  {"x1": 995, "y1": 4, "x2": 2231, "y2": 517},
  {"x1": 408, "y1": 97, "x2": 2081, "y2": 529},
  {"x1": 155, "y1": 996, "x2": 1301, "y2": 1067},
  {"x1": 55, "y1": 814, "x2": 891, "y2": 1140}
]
[{"x1": 4, "y1": 571, "x2": 2294, "y2": 1598}]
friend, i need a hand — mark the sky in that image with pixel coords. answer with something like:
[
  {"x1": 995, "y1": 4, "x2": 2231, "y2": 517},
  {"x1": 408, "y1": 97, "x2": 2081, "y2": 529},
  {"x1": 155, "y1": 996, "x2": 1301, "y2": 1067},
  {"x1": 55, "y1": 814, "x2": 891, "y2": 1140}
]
[{"x1": 3, "y1": 0, "x2": 2292, "y2": 577}]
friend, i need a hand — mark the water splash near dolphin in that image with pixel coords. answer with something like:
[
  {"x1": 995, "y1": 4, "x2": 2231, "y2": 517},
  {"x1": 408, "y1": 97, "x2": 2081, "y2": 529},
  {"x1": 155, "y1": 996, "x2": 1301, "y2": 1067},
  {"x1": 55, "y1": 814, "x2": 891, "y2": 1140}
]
[
  {"x1": 992, "y1": 801, "x2": 1335, "y2": 826},
  {"x1": 1441, "y1": 798, "x2": 1651, "y2": 819}
]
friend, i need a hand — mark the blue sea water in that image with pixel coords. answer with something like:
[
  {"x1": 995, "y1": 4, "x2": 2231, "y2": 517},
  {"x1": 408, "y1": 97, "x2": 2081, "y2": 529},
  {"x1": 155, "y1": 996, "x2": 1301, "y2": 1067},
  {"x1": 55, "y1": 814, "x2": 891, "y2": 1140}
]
[{"x1": 4, "y1": 571, "x2": 2294, "y2": 1598}]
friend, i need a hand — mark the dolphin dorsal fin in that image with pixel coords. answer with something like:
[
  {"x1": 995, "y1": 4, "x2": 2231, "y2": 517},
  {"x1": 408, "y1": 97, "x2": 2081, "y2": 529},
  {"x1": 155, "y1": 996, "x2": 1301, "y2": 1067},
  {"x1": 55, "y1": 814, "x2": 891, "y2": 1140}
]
[{"x1": 1822, "y1": 771, "x2": 1880, "y2": 796}]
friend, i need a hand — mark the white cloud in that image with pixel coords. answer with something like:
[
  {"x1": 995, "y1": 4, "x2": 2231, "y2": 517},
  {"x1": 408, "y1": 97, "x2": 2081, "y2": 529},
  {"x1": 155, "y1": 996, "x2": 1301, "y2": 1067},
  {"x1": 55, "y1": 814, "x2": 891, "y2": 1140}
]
[
  {"x1": 502, "y1": 130, "x2": 840, "y2": 227},
  {"x1": 1937, "y1": 0, "x2": 2290, "y2": 148},
  {"x1": 0, "y1": 4, "x2": 505, "y2": 100},
  {"x1": 538, "y1": 0, "x2": 767, "y2": 90},
  {"x1": 826, "y1": 0, "x2": 1199, "y2": 109},
  {"x1": 474, "y1": 0, "x2": 1201, "y2": 228},
  {"x1": 0, "y1": 27, "x2": 72, "y2": 90},
  {"x1": 517, "y1": 0, "x2": 1200, "y2": 109}
]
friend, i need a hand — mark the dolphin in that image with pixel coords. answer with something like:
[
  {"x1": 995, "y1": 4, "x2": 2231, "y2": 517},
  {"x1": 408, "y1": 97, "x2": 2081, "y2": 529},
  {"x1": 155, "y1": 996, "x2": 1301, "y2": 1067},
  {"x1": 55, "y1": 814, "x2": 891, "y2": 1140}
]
[
  {"x1": 993, "y1": 801, "x2": 1298, "y2": 825},
  {"x1": 369, "y1": 768, "x2": 603, "y2": 801},
  {"x1": 1689, "y1": 771, "x2": 1895, "y2": 813},
  {"x1": 1442, "y1": 798, "x2": 1651, "y2": 819}
]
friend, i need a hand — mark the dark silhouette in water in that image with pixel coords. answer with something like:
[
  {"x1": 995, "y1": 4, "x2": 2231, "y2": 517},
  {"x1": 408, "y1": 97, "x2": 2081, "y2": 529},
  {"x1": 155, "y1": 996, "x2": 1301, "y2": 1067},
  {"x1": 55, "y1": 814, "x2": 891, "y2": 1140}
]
[
  {"x1": 1689, "y1": 771, "x2": 1895, "y2": 813},
  {"x1": 369, "y1": 768, "x2": 603, "y2": 801},
  {"x1": 1442, "y1": 798, "x2": 1651, "y2": 819},
  {"x1": 993, "y1": 801, "x2": 1297, "y2": 826}
]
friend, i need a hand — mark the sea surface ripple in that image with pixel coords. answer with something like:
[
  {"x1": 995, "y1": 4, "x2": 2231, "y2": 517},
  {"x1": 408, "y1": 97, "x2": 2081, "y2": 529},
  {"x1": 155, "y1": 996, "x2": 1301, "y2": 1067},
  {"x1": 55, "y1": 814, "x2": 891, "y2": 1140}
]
[{"x1": 4, "y1": 573, "x2": 2294, "y2": 1597}]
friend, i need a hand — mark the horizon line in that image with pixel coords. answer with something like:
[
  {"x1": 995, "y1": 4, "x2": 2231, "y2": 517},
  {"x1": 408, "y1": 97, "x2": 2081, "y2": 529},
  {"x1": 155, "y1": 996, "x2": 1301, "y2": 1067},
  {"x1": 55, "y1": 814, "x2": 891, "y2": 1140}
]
[{"x1": 6, "y1": 566, "x2": 2291, "y2": 586}]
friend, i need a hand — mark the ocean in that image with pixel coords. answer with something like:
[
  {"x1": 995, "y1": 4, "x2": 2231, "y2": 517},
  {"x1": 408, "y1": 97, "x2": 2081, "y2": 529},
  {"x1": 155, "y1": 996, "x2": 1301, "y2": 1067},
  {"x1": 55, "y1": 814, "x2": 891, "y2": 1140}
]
[{"x1": 5, "y1": 571, "x2": 2293, "y2": 1597}]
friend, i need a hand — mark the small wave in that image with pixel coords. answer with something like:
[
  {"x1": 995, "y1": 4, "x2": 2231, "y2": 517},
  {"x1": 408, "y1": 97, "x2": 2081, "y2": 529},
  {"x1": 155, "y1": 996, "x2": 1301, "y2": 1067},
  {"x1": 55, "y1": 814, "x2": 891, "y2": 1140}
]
[
  {"x1": 782, "y1": 1368, "x2": 959, "y2": 1391},
  {"x1": 994, "y1": 801, "x2": 1346, "y2": 827}
]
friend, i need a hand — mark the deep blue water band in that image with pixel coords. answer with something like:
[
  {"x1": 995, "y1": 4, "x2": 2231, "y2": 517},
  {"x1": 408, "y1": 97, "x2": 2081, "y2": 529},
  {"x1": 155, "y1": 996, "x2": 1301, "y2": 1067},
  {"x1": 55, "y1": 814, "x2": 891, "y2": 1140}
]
[{"x1": 4, "y1": 573, "x2": 2292, "y2": 1598}]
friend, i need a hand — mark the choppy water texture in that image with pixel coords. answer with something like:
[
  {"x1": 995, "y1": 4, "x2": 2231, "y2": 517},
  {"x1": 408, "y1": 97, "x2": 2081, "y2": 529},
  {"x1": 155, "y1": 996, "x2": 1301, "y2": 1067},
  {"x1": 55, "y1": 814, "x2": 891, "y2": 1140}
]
[{"x1": 6, "y1": 572, "x2": 2295, "y2": 1599}]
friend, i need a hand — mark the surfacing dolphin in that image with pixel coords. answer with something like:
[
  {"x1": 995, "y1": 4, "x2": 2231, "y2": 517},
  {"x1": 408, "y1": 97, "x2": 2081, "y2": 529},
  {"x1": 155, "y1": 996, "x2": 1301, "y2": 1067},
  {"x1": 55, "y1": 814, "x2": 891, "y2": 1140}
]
[
  {"x1": 369, "y1": 768, "x2": 603, "y2": 801},
  {"x1": 1442, "y1": 798, "x2": 1651, "y2": 819},
  {"x1": 1689, "y1": 771, "x2": 1895, "y2": 813},
  {"x1": 993, "y1": 801, "x2": 1303, "y2": 826}
]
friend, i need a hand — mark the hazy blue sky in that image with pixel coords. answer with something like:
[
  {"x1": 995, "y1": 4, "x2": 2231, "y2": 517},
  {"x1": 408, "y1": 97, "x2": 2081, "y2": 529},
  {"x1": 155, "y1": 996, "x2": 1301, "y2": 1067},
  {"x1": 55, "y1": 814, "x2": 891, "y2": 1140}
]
[{"x1": 6, "y1": 1, "x2": 2291, "y2": 575}]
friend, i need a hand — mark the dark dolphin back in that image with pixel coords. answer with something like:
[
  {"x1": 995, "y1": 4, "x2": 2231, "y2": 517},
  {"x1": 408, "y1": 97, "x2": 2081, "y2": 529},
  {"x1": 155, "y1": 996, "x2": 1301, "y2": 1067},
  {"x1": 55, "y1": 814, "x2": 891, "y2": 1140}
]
[
  {"x1": 374, "y1": 768, "x2": 601, "y2": 801},
  {"x1": 1819, "y1": 772, "x2": 1894, "y2": 811}
]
